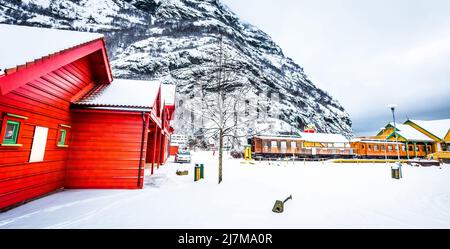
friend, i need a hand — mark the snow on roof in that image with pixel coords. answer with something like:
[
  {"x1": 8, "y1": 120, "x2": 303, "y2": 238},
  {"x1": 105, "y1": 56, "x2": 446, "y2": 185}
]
[
  {"x1": 389, "y1": 123, "x2": 434, "y2": 142},
  {"x1": 75, "y1": 79, "x2": 161, "y2": 110},
  {"x1": 407, "y1": 119, "x2": 450, "y2": 140},
  {"x1": 161, "y1": 84, "x2": 176, "y2": 106},
  {"x1": 0, "y1": 24, "x2": 104, "y2": 75},
  {"x1": 299, "y1": 132, "x2": 350, "y2": 143},
  {"x1": 254, "y1": 135, "x2": 304, "y2": 141},
  {"x1": 255, "y1": 133, "x2": 350, "y2": 143}
]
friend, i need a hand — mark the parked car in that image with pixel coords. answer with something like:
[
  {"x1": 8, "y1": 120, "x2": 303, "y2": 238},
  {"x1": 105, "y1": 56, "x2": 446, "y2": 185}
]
[{"x1": 175, "y1": 151, "x2": 191, "y2": 164}]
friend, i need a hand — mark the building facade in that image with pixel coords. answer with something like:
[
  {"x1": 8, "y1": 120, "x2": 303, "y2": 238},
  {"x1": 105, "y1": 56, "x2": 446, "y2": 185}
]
[
  {"x1": 0, "y1": 25, "x2": 175, "y2": 210},
  {"x1": 353, "y1": 119, "x2": 450, "y2": 159}
]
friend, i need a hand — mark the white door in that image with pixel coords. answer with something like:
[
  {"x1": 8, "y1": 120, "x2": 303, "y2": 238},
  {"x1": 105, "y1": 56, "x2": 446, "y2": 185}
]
[{"x1": 29, "y1": 126, "x2": 49, "y2": 163}]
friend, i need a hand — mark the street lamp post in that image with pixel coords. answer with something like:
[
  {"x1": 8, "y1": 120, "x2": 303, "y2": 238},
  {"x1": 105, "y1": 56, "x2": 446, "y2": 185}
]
[
  {"x1": 388, "y1": 105, "x2": 401, "y2": 161},
  {"x1": 388, "y1": 104, "x2": 402, "y2": 178}
]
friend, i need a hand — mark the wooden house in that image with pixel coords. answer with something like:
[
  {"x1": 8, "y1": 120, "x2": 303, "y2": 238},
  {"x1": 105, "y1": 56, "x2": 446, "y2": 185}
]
[
  {"x1": 0, "y1": 24, "x2": 176, "y2": 210},
  {"x1": 353, "y1": 123, "x2": 434, "y2": 159},
  {"x1": 68, "y1": 79, "x2": 176, "y2": 189},
  {"x1": 351, "y1": 138, "x2": 414, "y2": 159}
]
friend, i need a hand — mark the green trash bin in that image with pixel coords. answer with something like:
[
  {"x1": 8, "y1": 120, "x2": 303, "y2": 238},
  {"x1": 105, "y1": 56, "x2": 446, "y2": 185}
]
[
  {"x1": 200, "y1": 164, "x2": 204, "y2": 179},
  {"x1": 391, "y1": 163, "x2": 402, "y2": 179},
  {"x1": 391, "y1": 168, "x2": 400, "y2": 179},
  {"x1": 194, "y1": 164, "x2": 204, "y2": 182}
]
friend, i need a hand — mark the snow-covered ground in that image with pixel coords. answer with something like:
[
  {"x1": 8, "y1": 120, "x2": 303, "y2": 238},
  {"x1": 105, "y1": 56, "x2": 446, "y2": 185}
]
[{"x1": 1, "y1": 151, "x2": 450, "y2": 229}]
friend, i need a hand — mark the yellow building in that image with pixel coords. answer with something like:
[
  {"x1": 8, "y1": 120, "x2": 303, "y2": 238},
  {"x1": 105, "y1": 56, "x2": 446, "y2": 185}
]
[
  {"x1": 376, "y1": 122, "x2": 434, "y2": 159},
  {"x1": 404, "y1": 119, "x2": 450, "y2": 152}
]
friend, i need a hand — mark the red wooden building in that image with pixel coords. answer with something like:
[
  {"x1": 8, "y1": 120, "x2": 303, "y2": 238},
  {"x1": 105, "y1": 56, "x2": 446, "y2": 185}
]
[{"x1": 0, "y1": 24, "x2": 176, "y2": 210}]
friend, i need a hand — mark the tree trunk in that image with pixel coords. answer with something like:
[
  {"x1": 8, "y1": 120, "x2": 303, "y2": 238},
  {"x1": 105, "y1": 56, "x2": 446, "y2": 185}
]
[{"x1": 218, "y1": 128, "x2": 224, "y2": 184}]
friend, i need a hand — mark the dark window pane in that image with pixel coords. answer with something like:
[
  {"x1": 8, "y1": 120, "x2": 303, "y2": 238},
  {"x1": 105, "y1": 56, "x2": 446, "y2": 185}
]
[
  {"x1": 3, "y1": 120, "x2": 20, "y2": 144},
  {"x1": 4, "y1": 123, "x2": 16, "y2": 140}
]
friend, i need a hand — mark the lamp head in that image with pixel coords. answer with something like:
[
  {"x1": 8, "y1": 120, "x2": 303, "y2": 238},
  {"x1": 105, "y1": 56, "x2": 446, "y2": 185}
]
[{"x1": 387, "y1": 104, "x2": 398, "y2": 111}]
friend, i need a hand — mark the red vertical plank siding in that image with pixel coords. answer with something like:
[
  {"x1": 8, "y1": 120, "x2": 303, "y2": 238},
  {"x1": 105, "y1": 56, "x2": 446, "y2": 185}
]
[
  {"x1": 0, "y1": 57, "x2": 95, "y2": 210},
  {"x1": 65, "y1": 111, "x2": 148, "y2": 189},
  {"x1": 164, "y1": 135, "x2": 170, "y2": 163},
  {"x1": 145, "y1": 123, "x2": 158, "y2": 175},
  {"x1": 160, "y1": 109, "x2": 167, "y2": 165},
  {"x1": 158, "y1": 131, "x2": 163, "y2": 167},
  {"x1": 137, "y1": 114, "x2": 149, "y2": 189},
  {"x1": 160, "y1": 134, "x2": 167, "y2": 165},
  {"x1": 159, "y1": 106, "x2": 174, "y2": 166},
  {"x1": 154, "y1": 129, "x2": 161, "y2": 167},
  {"x1": 150, "y1": 125, "x2": 158, "y2": 174}
]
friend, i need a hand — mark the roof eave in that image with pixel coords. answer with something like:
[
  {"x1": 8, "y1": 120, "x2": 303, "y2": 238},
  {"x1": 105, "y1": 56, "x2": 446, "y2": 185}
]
[
  {"x1": 72, "y1": 105, "x2": 153, "y2": 113},
  {"x1": 0, "y1": 38, "x2": 110, "y2": 96}
]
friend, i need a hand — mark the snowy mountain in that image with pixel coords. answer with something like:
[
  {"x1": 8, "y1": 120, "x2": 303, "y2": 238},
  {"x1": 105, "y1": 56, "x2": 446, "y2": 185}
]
[{"x1": 0, "y1": 0, "x2": 353, "y2": 139}]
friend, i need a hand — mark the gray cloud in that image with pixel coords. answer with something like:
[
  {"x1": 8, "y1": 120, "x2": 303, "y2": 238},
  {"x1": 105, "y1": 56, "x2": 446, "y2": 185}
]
[{"x1": 222, "y1": 0, "x2": 450, "y2": 135}]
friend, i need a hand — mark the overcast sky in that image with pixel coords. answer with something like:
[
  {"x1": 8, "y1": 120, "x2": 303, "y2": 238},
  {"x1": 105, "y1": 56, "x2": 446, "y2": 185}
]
[{"x1": 222, "y1": 0, "x2": 450, "y2": 135}]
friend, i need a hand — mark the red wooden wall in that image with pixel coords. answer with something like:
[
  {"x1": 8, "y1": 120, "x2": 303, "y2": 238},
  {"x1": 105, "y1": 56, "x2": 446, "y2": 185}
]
[
  {"x1": 161, "y1": 134, "x2": 170, "y2": 164},
  {"x1": 65, "y1": 110, "x2": 148, "y2": 189},
  {"x1": 0, "y1": 57, "x2": 95, "y2": 210}
]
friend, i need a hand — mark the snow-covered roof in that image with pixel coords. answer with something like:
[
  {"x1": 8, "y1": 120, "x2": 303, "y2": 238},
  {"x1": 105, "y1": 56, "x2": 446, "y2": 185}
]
[
  {"x1": 255, "y1": 133, "x2": 350, "y2": 143},
  {"x1": 74, "y1": 79, "x2": 161, "y2": 111},
  {"x1": 161, "y1": 84, "x2": 176, "y2": 106},
  {"x1": 389, "y1": 123, "x2": 434, "y2": 142},
  {"x1": 254, "y1": 135, "x2": 304, "y2": 141},
  {"x1": 0, "y1": 24, "x2": 104, "y2": 75},
  {"x1": 299, "y1": 132, "x2": 350, "y2": 143},
  {"x1": 407, "y1": 119, "x2": 450, "y2": 140}
]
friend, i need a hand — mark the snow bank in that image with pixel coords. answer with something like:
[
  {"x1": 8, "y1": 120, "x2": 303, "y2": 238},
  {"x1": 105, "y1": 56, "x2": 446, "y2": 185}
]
[{"x1": 1, "y1": 152, "x2": 449, "y2": 228}]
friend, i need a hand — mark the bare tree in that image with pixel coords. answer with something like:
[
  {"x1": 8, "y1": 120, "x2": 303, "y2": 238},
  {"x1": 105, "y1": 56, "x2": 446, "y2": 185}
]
[
  {"x1": 169, "y1": 34, "x2": 282, "y2": 184},
  {"x1": 183, "y1": 35, "x2": 264, "y2": 184}
]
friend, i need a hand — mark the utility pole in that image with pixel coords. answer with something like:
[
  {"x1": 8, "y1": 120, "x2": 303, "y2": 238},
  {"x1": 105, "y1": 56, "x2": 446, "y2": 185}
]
[{"x1": 388, "y1": 105, "x2": 401, "y2": 161}]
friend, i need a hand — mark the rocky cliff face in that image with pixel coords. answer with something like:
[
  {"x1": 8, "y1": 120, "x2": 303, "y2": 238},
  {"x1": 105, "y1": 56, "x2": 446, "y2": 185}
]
[{"x1": 0, "y1": 0, "x2": 353, "y2": 138}]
